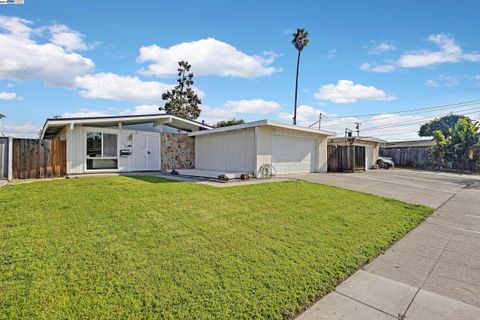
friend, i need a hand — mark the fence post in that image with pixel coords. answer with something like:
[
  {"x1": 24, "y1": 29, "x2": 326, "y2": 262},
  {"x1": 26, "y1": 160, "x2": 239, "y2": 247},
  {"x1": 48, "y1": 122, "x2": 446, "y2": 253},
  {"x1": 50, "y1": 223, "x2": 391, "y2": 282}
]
[{"x1": 7, "y1": 136, "x2": 13, "y2": 181}]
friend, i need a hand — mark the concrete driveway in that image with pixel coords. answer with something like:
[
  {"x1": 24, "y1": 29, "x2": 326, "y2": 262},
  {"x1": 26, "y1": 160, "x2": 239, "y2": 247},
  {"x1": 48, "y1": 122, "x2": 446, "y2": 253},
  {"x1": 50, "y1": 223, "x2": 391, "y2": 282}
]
[{"x1": 295, "y1": 169, "x2": 480, "y2": 320}]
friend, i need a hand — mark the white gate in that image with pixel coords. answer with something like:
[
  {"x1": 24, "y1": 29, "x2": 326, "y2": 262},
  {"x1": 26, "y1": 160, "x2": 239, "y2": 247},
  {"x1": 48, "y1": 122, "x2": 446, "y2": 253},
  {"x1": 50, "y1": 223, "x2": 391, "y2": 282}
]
[{"x1": 132, "y1": 132, "x2": 161, "y2": 171}]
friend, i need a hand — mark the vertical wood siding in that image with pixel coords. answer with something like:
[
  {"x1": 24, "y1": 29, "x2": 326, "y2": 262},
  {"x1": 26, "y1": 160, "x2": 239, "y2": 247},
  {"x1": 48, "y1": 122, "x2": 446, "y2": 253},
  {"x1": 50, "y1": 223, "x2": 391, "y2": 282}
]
[
  {"x1": 327, "y1": 145, "x2": 366, "y2": 172},
  {"x1": 12, "y1": 139, "x2": 66, "y2": 179},
  {"x1": 195, "y1": 128, "x2": 255, "y2": 172}
]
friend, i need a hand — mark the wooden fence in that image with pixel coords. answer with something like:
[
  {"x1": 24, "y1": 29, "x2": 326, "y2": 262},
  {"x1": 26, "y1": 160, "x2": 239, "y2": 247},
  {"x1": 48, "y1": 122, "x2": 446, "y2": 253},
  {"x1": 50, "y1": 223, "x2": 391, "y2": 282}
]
[
  {"x1": 327, "y1": 145, "x2": 366, "y2": 172},
  {"x1": 12, "y1": 139, "x2": 66, "y2": 179},
  {"x1": 0, "y1": 137, "x2": 8, "y2": 179},
  {"x1": 380, "y1": 147, "x2": 434, "y2": 167}
]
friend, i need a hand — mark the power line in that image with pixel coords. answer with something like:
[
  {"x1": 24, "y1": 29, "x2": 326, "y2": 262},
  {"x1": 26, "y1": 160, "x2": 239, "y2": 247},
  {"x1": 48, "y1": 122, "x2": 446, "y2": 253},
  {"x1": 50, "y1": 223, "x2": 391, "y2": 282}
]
[
  {"x1": 361, "y1": 106, "x2": 480, "y2": 132},
  {"x1": 322, "y1": 99, "x2": 480, "y2": 119},
  {"x1": 320, "y1": 101, "x2": 480, "y2": 128}
]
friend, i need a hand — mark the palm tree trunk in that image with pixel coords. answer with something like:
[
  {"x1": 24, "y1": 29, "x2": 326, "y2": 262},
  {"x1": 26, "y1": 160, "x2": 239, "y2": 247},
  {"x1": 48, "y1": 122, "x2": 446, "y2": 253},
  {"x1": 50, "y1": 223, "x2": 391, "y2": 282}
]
[{"x1": 293, "y1": 51, "x2": 301, "y2": 125}]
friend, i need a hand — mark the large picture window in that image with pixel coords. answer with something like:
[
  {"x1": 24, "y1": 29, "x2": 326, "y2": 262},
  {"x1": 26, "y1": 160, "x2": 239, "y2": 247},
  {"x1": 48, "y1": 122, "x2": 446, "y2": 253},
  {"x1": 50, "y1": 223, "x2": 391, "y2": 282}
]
[{"x1": 86, "y1": 132, "x2": 118, "y2": 170}]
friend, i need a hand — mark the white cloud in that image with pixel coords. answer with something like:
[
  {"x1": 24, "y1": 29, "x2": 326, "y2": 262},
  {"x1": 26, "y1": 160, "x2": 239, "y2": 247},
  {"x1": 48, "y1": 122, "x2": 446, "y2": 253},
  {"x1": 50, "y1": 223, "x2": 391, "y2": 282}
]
[
  {"x1": 199, "y1": 99, "x2": 281, "y2": 124},
  {"x1": 278, "y1": 105, "x2": 324, "y2": 126},
  {"x1": 362, "y1": 34, "x2": 480, "y2": 73},
  {"x1": 0, "y1": 121, "x2": 40, "y2": 138},
  {"x1": 0, "y1": 16, "x2": 32, "y2": 39},
  {"x1": 137, "y1": 38, "x2": 279, "y2": 78},
  {"x1": 314, "y1": 80, "x2": 397, "y2": 104},
  {"x1": 119, "y1": 105, "x2": 162, "y2": 115},
  {"x1": 365, "y1": 41, "x2": 396, "y2": 54},
  {"x1": 398, "y1": 34, "x2": 463, "y2": 68},
  {"x1": 327, "y1": 48, "x2": 337, "y2": 58},
  {"x1": 359, "y1": 113, "x2": 424, "y2": 141},
  {"x1": 0, "y1": 15, "x2": 95, "y2": 87},
  {"x1": 119, "y1": 99, "x2": 281, "y2": 125},
  {"x1": 360, "y1": 63, "x2": 396, "y2": 73},
  {"x1": 277, "y1": 108, "x2": 424, "y2": 140},
  {"x1": 425, "y1": 75, "x2": 459, "y2": 87},
  {"x1": 75, "y1": 72, "x2": 204, "y2": 105},
  {"x1": 199, "y1": 105, "x2": 237, "y2": 125},
  {"x1": 0, "y1": 91, "x2": 19, "y2": 100},
  {"x1": 224, "y1": 99, "x2": 280, "y2": 114},
  {"x1": 48, "y1": 24, "x2": 87, "y2": 51},
  {"x1": 61, "y1": 108, "x2": 112, "y2": 118},
  {"x1": 463, "y1": 53, "x2": 480, "y2": 62},
  {"x1": 58, "y1": 99, "x2": 278, "y2": 126}
]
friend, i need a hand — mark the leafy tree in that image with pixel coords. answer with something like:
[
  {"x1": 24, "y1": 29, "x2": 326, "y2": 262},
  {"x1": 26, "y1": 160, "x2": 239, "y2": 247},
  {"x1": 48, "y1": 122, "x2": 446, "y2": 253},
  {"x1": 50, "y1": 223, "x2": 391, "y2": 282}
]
[
  {"x1": 160, "y1": 61, "x2": 201, "y2": 120},
  {"x1": 215, "y1": 119, "x2": 245, "y2": 128},
  {"x1": 429, "y1": 117, "x2": 480, "y2": 171},
  {"x1": 291, "y1": 28, "x2": 309, "y2": 125},
  {"x1": 419, "y1": 114, "x2": 466, "y2": 138}
]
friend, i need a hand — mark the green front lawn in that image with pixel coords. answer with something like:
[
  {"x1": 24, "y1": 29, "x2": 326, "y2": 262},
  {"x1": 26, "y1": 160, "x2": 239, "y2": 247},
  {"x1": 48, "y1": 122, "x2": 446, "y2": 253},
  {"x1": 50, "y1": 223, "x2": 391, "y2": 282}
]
[{"x1": 0, "y1": 177, "x2": 432, "y2": 319}]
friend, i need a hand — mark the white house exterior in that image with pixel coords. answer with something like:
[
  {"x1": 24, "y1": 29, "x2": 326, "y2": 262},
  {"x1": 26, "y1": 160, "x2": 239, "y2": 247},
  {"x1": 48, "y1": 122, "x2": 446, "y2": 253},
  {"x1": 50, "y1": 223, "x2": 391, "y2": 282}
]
[
  {"x1": 41, "y1": 115, "x2": 335, "y2": 177},
  {"x1": 189, "y1": 120, "x2": 335, "y2": 175},
  {"x1": 41, "y1": 114, "x2": 210, "y2": 175}
]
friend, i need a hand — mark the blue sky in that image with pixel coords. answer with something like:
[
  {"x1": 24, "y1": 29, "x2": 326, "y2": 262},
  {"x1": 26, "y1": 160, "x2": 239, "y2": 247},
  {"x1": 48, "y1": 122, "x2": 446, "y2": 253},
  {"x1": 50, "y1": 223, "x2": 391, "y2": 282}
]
[{"x1": 0, "y1": 0, "x2": 480, "y2": 140}]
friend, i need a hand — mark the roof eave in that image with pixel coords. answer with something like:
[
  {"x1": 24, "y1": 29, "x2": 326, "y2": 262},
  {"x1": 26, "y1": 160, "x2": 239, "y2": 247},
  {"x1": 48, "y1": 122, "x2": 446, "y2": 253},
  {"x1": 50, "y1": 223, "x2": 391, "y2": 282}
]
[{"x1": 188, "y1": 119, "x2": 336, "y2": 137}]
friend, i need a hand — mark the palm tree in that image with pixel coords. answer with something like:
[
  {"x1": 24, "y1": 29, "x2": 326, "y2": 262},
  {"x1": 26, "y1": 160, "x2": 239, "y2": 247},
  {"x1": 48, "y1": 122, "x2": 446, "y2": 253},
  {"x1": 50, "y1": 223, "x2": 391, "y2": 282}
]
[
  {"x1": 0, "y1": 114, "x2": 4, "y2": 119},
  {"x1": 292, "y1": 28, "x2": 309, "y2": 125}
]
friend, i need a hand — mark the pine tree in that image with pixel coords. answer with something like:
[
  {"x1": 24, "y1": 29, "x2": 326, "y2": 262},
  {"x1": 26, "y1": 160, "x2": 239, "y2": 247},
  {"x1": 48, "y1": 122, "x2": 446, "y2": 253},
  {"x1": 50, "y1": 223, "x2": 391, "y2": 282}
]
[{"x1": 160, "y1": 61, "x2": 201, "y2": 120}]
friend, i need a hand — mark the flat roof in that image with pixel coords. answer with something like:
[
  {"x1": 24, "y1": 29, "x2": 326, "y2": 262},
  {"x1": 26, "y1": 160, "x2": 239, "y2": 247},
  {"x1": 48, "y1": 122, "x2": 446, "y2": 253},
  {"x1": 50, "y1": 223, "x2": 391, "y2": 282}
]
[
  {"x1": 328, "y1": 136, "x2": 386, "y2": 144},
  {"x1": 41, "y1": 114, "x2": 212, "y2": 139},
  {"x1": 188, "y1": 119, "x2": 336, "y2": 137}
]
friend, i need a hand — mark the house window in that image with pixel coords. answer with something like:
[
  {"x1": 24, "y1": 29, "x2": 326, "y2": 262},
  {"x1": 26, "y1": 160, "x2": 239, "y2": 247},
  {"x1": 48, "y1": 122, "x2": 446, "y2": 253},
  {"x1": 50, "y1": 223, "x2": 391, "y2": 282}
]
[{"x1": 86, "y1": 132, "x2": 118, "y2": 170}]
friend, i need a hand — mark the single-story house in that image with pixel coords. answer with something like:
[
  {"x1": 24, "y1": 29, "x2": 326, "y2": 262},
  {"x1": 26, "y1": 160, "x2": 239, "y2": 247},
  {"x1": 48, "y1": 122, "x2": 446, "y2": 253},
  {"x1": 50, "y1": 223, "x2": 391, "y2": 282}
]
[
  {"x1": 41, "y1": 114, "x2": 335, "y2": 177},
  {"x1": 328, "y1": 136, "x2": 385, "y2": 170}
]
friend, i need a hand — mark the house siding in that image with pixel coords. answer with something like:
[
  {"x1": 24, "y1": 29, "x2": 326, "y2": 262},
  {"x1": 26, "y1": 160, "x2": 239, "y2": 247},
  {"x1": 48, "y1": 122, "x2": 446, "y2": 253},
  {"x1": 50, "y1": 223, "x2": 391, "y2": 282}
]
[{"x1": 195, "y1": 128, "x2": 256, "y2": 172}]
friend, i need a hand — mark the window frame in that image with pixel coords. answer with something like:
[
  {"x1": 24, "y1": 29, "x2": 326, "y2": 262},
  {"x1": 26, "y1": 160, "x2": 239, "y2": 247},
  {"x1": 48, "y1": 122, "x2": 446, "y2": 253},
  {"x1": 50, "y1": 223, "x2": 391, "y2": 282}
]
[{"x1": 85, "y1": 128, "x2": 119, "y2": 172}]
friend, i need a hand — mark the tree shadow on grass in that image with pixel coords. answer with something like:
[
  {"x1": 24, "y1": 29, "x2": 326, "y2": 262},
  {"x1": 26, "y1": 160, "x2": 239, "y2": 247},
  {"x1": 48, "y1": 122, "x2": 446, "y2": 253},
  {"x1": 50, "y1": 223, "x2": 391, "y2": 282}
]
[{"x1": 122, "y1": 175, "x2": 182, "y2": 184}]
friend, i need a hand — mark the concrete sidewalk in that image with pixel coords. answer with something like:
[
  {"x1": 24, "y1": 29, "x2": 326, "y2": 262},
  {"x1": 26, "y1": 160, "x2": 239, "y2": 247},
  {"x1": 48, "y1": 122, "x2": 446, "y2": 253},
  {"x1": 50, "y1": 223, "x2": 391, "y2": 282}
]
[{"x1": 296, "y1": 170, "x2": 480, "y2": 320}]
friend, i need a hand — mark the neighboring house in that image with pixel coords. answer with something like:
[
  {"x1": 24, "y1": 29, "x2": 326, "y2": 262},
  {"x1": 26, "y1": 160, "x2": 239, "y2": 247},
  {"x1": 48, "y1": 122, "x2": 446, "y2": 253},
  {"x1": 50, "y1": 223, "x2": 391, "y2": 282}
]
[
  {"x1": 380, "y1": 139, "x2": 437, "y2": 167},
  {"x1": 41, "y1": 115, "x2": 335, "y2": 177},
  {"x1": 328, "y1": 136, "x2": 385, "y2": 171}
]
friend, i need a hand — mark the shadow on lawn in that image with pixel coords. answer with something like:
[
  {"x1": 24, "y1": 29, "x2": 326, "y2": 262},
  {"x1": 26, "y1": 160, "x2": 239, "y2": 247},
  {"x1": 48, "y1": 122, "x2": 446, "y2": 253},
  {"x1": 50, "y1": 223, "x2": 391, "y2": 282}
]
[{"x1": 121, "y1": 175, "x2": 182, "y2": 184}]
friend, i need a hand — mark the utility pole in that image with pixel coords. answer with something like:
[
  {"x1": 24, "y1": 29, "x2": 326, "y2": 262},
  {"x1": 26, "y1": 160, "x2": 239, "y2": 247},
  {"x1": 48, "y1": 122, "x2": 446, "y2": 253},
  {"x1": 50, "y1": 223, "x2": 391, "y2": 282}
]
[
  {"x1": 355, "y1": 122, "x2": 361, "y2": 137},
  {"x1": 318, "y1": 113, "x2": 323, "y2": 130}
]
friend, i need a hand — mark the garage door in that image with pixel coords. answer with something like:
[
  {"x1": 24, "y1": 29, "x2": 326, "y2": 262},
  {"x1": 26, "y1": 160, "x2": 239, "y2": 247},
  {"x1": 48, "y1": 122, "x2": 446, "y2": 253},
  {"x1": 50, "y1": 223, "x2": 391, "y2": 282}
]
[{"x1": 272, "y1": 134, "x2": 316, "y2": 174}]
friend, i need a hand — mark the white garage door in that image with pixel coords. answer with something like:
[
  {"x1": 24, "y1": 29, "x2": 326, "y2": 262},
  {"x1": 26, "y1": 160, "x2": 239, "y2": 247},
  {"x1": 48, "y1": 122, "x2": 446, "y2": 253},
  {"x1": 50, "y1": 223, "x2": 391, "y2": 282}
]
[{"x1": 272, "y1": 134, "x2": 316, "y2": 174}]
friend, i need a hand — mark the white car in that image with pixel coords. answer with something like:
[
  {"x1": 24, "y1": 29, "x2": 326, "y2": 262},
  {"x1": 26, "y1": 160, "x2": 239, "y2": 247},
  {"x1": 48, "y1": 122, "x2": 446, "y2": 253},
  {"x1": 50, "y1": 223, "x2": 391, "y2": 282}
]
[{"x1": 377, "y1": 156, "x2": 395, "y2": 169}]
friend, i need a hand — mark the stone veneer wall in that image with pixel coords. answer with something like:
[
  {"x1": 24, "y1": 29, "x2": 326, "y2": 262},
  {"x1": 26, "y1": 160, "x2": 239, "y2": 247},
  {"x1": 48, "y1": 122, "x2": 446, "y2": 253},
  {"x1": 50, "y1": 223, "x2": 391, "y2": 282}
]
[{"x1": 161, "y1": 133, "x2": 195, "y2": 173}]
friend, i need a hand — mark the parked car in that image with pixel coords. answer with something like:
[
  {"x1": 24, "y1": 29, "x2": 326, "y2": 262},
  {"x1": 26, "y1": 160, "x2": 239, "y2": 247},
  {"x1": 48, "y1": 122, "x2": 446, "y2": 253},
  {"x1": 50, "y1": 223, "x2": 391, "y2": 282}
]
[{"x1": 377, "y1": 156, "x2": 395, "y2": 169}]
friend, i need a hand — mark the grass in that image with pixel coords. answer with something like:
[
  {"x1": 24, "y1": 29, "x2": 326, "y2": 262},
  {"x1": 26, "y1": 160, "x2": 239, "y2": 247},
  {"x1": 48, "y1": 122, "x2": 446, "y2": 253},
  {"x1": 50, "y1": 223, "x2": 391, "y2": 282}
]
[{"x1": 0, "y1": 176, "x2": 432, "y2": 319}]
